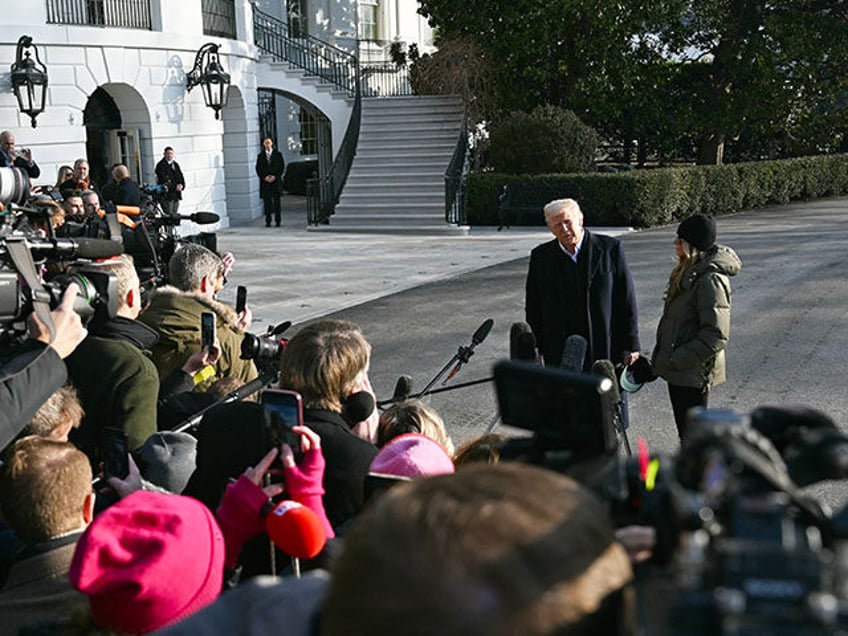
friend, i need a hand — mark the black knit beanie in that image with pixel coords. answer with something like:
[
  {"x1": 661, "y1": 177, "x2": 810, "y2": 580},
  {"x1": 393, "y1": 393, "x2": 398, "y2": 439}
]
[{"x1": 677, "y1": 214, "x2": 716, "y2": 251}]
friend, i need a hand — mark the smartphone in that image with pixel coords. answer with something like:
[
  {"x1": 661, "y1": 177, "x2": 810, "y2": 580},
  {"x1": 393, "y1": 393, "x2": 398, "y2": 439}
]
[
  {"x1": 235, "y1": 285, "x2": 247, "y2": 314},
  {"x1": 201, "y1": 311, "x2": 216, "y2": 349},
  {"x1": 101, "y1": 427, "x2": 129, "y2": 480},
  {"x1": 260, "y1": 389, "x2": 304, "y2": 450}
]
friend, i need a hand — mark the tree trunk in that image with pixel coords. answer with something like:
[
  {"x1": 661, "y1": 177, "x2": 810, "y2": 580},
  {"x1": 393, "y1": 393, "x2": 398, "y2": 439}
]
[{"x1": 697, "y1": 132, "x2": 725, "y2": 165}]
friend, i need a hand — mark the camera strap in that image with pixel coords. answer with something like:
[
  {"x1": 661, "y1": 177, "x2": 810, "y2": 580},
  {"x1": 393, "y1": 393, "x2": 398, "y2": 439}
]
[{"x1": 6, "y1": 237, "x2": 55, "y2": 340}]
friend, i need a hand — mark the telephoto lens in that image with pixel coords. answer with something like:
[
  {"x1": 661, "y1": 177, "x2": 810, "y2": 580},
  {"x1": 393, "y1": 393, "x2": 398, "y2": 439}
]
[{"x1": 0, "y1": 167, "x2": 30, "y2": 206}]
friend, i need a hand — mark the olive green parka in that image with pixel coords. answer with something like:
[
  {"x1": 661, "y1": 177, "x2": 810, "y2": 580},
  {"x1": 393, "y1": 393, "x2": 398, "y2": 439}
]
[{"x1": 651, "y1": 245, "x2": 742, "y2": 390}]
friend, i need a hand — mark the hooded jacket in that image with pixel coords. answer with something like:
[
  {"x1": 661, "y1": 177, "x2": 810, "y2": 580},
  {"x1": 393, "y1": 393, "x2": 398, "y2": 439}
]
[
  {"x1": 651, "y1": 244, "x2": 742, "y2": 389},
  {"x1": 139, "y1": 286, "x2": 258, "y2": 392}
]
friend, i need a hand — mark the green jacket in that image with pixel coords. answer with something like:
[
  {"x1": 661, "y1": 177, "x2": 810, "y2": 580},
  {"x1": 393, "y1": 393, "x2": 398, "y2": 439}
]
[
  {"x1": 651, "y1": 245, "x2": 742, "y2": 390},
  {"x1": 139, "y1": 286, "x2": 258, "y2": 392},
  {"x1": 66, "y1": 317, "x2": 160, "y2": 455}
]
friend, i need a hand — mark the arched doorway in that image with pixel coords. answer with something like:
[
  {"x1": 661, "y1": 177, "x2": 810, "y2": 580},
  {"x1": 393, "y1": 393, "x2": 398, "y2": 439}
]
[
  {"x1": 83, "y1": 88, "x2": 121, "y2": 188},
  {"x1": 82, "y1": 84, "x2": 152, "y2": 189}
]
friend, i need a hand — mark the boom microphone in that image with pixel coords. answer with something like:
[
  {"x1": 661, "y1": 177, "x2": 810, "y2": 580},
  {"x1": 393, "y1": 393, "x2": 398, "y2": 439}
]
[
  {"x1": 265, "y1": 500, "x2": 327, "y2": 560},
  {"x1": 472, "y1": 318, "x2": 494, "y2": 346},
  {"x1": 27, "y1": 237, "x2": 124, "y2": 259},
  {"x1": 392, "y1": 375, "x2": 413, "y2": 402},
  {"x1": 154, "y1": 211, "x2": 221, "y2": 226},
  {"x1": 560, "y1": 334, "x2": 588, "y2": 372}
]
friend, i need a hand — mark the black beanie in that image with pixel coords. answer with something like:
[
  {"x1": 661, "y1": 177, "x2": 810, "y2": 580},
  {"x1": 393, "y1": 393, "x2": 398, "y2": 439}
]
[{"x1": 677, "y1": 214, "x2": 716, "y2": 251}]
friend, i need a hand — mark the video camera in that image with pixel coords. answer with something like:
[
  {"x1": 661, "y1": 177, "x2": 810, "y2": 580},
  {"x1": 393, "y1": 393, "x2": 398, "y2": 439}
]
[
  {"x1": 491, "y1": 361, "x2": 848, "y2": 634},
  {"x1": 0, "y1": 168, "x2": 121, "y2": 344}
]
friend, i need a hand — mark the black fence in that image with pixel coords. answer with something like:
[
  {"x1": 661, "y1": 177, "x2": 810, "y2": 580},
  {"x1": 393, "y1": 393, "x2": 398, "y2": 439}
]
[
  {"x1": 45, "y1": 0, "x2": 151, "y2": 29},
  {"x1": 253, "y1": 9, "x2": 357, "y2": 94},
  {"x1": 361, "y1": 62, "x2": 412, "y2": 97}
]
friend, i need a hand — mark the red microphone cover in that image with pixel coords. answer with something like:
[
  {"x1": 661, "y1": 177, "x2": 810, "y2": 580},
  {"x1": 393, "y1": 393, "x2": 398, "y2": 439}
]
[{"x1": 265, "y1": 500, "x2": 326, "y2": 560}]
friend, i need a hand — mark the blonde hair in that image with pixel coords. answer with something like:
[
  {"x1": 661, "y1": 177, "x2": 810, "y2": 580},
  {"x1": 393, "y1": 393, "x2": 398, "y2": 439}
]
[
  {"x1": 22, "y1": 385, "x2": 84, "y2": 439},
  {"x1": 378, "y1": 400, "x2": 454, "y2": 455},
  {"x1": 666, "y1": 239, "x2": 703, "y2": 302}
]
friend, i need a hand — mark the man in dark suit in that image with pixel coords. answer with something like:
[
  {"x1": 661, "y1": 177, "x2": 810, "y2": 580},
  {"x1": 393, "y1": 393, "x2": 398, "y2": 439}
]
[
  {"x1": 154, "y1": 146, "x2": 186, "y2": 216},
  {"x1": 254, "y1": 137, "x2": 285, "y2": 227},
  {"x1": 525, "y1": 198, "x2": 640, "y2": 370},
  {"x1": 0, "y1": 130, "x2": 40, "y2": 179}
]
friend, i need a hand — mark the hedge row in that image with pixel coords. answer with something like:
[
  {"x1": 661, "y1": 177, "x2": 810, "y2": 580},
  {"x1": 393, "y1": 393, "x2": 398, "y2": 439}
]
[{"x1": 466, "y1": 154, "x2": 848, "y2": 228}]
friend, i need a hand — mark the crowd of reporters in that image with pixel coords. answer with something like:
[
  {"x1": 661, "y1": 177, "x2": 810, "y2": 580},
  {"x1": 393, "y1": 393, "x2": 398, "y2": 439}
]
[{"x1": 0, "y1": 157, "x2": 846, "y2": 634}]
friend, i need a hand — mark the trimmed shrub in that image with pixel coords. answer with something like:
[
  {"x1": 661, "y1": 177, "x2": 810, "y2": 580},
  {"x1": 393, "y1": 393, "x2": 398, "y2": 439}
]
[
  {"x1": 488, "y1": 105, "x2": 598, "y2": 175},
  {"x1": 467, "y1": 154, "x2": 848, "y2": 228}
]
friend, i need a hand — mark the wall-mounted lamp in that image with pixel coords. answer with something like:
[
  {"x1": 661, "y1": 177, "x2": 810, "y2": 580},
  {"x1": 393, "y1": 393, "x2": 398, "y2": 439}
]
[
  {"x1": 185, "y1": 43, "x2": 230, "y2": 120},
  {"x1": 10, "y1": 35, "x2": 48, "y2": 128}
]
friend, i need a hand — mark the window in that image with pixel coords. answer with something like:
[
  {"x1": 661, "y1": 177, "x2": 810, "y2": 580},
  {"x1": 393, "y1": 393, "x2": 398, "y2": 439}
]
[
  {"x1": 299, "y1": 108, "x2": 317, "y2": 155},
  {"x1": 288, "y1": 0, "x2": 307, "y2": 38},
  {"x1": 359, "y1": 0, "x2": 378, "y2": 41}
]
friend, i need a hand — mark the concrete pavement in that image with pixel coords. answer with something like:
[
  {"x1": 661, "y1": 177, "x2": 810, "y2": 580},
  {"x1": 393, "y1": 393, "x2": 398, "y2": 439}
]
[{"x1": 217, "y1": 195, "x2": 615, "y2": 328}]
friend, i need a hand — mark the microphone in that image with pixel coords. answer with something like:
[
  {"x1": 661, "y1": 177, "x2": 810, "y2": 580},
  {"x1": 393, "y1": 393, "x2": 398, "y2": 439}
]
[
  {"x1": 472, "y1": 318, "x2": 494, "y2": 346},
  {"x1": 265, "y1": 500, "x2": 327, "y2": 560},
  {"x1": 510, "y1": 322, "x2": 539, "y2": 364},
  {"x1": 27, "y1": 237, "x2": 124, "y2": 259},
  {"x1": 560, "y1": 334, "x2": 587, "y2": 372},
  {"x1": 391, "y1": 375, "x2": 413, "y2": 402},
  {"x1": 342, "y1": 391, "x2": 376, "y2": 424},
  {"x1": 591, "y1": 359, "x2": 622, "y2": 404},
  {"x1": 154, "y1": 211, "x2": 221, "y2": 226},
  {"x1": 445, "y1": 318, "x2": 495, "y2": 382}
]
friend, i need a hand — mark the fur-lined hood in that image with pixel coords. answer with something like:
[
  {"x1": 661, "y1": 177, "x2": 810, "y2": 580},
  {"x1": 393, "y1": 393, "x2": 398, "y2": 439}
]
[{"x1": 146, "y1": 285, "x2": 243, "y2": 333}]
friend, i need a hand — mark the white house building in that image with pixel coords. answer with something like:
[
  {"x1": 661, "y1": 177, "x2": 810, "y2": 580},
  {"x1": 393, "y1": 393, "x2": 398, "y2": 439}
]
[{"x1": 0, "y1": 0, "x2": 436, "y2": 228}]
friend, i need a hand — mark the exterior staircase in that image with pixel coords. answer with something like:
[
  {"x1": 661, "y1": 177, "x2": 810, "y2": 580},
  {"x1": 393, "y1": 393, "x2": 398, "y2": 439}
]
[{"x1": 317, "y1": 95, "x2": 467, "y2": 234}]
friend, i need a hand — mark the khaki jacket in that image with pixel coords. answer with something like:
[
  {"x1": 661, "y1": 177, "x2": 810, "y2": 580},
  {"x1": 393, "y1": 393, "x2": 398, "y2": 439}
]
[
  {"x1": 651, "y1": 245, "x2": 742, "y2": 389},
  {"x1": 139, "y1": 286, "x2": 257, "y2": 391}
]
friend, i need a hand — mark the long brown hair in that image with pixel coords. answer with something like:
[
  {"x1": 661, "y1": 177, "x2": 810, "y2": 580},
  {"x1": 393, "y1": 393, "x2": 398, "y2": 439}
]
[{"x1": 665, "y1": 239, "x2": 703, "y2": 303}]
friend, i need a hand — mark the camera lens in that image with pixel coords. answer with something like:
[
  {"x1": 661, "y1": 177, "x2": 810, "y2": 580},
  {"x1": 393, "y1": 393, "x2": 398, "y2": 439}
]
[{"x1": 0, "y1": 167, "x2": 31, "y2": 206}]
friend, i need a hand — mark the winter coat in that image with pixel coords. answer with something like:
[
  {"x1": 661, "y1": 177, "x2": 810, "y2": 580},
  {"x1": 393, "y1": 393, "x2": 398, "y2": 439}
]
[
  {"x1": 651, "y1": 244, "x2": 742, "y2": 390},
  {"x1": 66, "y1": 317, "x2": 160, "y2": 454},
  {"x1": 138, "y1": 287, "x2": 258, "y2": 392},
  {"x1": 525, "y1": 232, "x2": 640, "y2": 368},
  {"x1": 255, "y1": 150, "x2": 285, "y2": 199}
]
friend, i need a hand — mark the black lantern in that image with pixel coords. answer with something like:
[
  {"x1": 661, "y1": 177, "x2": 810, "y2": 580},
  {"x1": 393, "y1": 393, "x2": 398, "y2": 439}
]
[
  {"x1": 10, "y1": 35, "x2": 48, "y2": 128},
  {"x1": 185, "y1": 43, "x2": 230, "y2": 120}
]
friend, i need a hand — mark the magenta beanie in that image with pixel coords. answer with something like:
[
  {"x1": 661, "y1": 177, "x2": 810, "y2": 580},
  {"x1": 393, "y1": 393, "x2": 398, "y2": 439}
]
[
  {"x1": 370, "y1": 433, "x2": 455, "y2": 480},
  {"x1": 69, "y1": 490, "x2": 225, "y2": 634}
]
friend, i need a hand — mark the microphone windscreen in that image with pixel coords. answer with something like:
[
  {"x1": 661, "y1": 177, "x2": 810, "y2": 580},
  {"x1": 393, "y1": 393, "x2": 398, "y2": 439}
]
[
  {"x1": 560, "y1": 334, "x2": 588, "y2": 372},
  {"x1": 342, "y1": 391, "x2": 376, "y2": 424},
  {"x1": 471, "y1": 318, "x2": 494, "y2": 345},
  {"x1": 72, "y1": 237, "x2": 125, "y2": 259},
  {"x1": 392, "y1": 375, "x2": 413, "y2": 401},
  {"x1": 591, "y1": 359, "x2": 621, "y2": 403},
  {"x1": 190, "y1": 212, "x2": 221, "y2": 224},
  {"x1": 265, "y1": 501, "x2": 326, "y2": 560},
  {"x1": 509, "y1": 322, "x2": 532, "y2": 360}
]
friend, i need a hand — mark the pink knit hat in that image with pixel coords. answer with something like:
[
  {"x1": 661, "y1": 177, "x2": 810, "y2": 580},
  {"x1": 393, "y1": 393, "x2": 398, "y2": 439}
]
[
  {"x1": 69, "y1": 490, "x2": 225, "y2": 634},
  {"x1": 369, "y1": 433, "x2": 455, "y2": 480}
]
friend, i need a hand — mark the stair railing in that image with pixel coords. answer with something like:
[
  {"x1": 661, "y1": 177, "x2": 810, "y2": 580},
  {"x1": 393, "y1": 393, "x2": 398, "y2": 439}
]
[
  {"x1": 306, "y1": 63, "x2": 362, "y2": 225},
  {"x1": 253, "y1": 9, "x2": 357, "y2": 94},
  {"x1": 444, "y1": 113, "x2": 469, "y2": 225}
]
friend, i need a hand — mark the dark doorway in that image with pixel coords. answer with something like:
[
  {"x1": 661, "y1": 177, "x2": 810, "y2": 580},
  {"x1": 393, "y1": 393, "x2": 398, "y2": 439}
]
[{"x1": 83, "y1": 87, "x2": 122, "y2": 189}]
